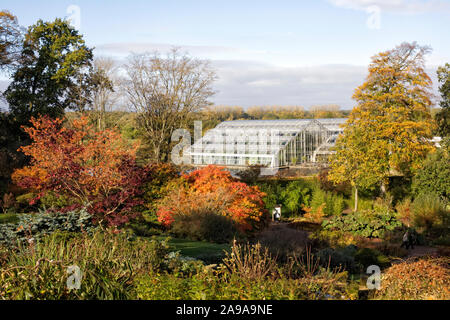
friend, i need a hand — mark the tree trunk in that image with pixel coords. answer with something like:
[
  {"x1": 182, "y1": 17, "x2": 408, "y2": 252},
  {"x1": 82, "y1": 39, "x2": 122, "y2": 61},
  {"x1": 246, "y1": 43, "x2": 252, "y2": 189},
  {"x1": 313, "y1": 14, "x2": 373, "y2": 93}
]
[
  {"x1": 354, "y1": 186, "x2": 358, "y2": 212},
  {"x1": 380, "y1": 181, "x2": 386, "y2": 196}
]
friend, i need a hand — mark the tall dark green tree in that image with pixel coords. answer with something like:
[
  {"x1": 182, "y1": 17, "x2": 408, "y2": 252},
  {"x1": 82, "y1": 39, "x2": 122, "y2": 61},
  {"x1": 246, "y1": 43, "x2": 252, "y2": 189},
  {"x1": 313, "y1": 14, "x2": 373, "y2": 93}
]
[
  {"x1": 435, "y1": 63, "x2": 450, "y2": 137},
  {"x1": 3, "y1": 18, "x2": 95, "y2": 124}
]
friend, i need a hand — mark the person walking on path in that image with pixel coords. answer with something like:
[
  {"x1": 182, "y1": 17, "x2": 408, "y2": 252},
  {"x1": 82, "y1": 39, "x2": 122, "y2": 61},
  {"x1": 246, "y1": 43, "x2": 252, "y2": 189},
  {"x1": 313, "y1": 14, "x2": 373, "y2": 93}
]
[{"x1": 401, "y1": 230, "x2": 412, "y2": 249}]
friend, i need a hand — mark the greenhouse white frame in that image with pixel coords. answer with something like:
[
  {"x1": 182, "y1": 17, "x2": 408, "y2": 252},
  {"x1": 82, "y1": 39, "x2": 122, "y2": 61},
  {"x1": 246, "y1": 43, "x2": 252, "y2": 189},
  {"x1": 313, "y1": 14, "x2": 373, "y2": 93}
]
[{"x1": 189, "y1": 118, "x2": 347, "y2": 168}]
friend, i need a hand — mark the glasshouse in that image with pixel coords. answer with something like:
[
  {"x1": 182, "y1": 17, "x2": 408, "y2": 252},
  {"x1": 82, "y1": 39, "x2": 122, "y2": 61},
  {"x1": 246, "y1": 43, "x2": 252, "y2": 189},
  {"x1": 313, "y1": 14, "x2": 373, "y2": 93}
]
[{"x1": 189, "y1": 118, "x2": 347, "y2": 168}]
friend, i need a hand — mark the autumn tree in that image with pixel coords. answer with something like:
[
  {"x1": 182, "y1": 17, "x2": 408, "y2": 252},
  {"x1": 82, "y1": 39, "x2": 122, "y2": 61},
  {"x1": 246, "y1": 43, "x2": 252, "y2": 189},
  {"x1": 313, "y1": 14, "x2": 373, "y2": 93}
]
[
  {"x1": 123, "y1": 48, "x2": 217, "y2": 163},
  {"x1": 12, "y1": 116, "x2": 145, "y2": 226},
  {"x1": 435, "y1": 63, "x2": 450, "y2": 137},
  {"x1": 329, "y1": 42, "x2": 436, "y2": 210},
  {"x1": 157, "y1": 165, "x2": 268, "y2": 233},
  {"x1": 0, "y1": 10, "x2": 23, "y2": 72},
  {"x1": 3, "y1": 19, "x2": 96, "y2": 124}
]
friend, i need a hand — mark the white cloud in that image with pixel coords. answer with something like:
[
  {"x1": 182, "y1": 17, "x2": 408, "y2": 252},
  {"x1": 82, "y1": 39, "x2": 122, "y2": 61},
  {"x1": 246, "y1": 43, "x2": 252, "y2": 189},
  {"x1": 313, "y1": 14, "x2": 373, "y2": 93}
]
[
  {"x1": 210, "y1": 60, "x2": 440, "y2": 108},
  {"x1": 211, "y1": 61, "x2": 368, "y2": 107},
  {"x1": 0, "y1": 58, "x2": 441, "y2": 111},
  {"x1": 328, "y1": 0, "x2": 450, "y2": 14}
]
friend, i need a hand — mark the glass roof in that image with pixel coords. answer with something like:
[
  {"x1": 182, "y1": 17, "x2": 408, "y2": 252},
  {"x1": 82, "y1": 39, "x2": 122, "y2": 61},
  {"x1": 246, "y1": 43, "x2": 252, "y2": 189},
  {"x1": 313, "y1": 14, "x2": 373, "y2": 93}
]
[{"x1": 190, "y1": 118, "x2": 347, "y2": 156}]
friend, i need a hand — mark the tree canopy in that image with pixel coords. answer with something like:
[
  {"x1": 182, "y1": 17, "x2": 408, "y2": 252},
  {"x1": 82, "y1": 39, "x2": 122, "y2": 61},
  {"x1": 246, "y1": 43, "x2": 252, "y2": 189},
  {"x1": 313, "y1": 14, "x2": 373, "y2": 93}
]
[
  {"x1": 123, "y1": 48, "x2": 217, "y2": 163},
  {"x1": 0, "y1": 10, "x2": 22, "y2": 72},
  {"x1": 329, "y1": 42, "x2": 436, "y2": 210},
  {"x1": 3, "y1": 18, "x2": 95, "y2": 124}
]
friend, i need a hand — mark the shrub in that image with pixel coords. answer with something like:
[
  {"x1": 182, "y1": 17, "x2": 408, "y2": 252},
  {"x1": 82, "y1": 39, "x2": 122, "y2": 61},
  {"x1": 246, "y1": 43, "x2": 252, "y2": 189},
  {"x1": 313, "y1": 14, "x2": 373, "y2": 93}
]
[
  {"x1": 310, "y1": 188, "x2": 346, "y2": 217},
  {"x1": 374, "y1": 257, "x2": 450, "y2": 300},
  {"x1": 387, "y1": 176, "x2": 412, "y2": 206},
  {"x1": 348, "y1": 191, "x2": 375, "y2": 212},
  {"x1": 0, "y1": 230, "x2": 175, "y2": 299},
  {"x1": 329, "y1": 194, "x2": 346, "y2": 216},
  {"x1": 257, "y1": 224, "x2": 309, "y2": 259},
  {"x1": 412, "y1": 142, "x2": 450, "y2": 203},
  {"x1": 135, "y1": 240, "x2": 353, "y2": 300},
  {"x1": 256, "y1": 178, "x2": 317, "y2": 216},
  {"x1": 411, "y1": 193, "x2": 448, "y2": 231},
  {"x1": 310, "y1": 188, "x2": 327, "y2": 213},
  {"x1": 157, "y1": 165, "x2": 268, "y2": 233},
  {"x1": 354, "y1": 248, "x2": 390, "y2": 269},
  {"x1": 395, "y1": 198, "x2": 413, "y2": 227},
  {"x1": 125, "y1": 220, "x2": 163, "y2": 237},
  {"x1": 141, "y1": 163, "x2": 179, "y2": 215},
  {"x1": 322, "y1": 210, "x2": 402, "y2": 239},
  {"x1": 309, "y1": 229, "x2": 359, "y2": 248},
  {"x1": 303, "y1": 204, "x2": 326, "y2": 224},
  {"x1": 39, "y1": 191, "x2": 73, "y2": 210},
  {"x1": 432, "y1": 234, "x2": 450, "y2": 246},
  {"x1": 280, "y1": 180, "x2": 313, "y2": 216},
  {"x1": 0, "y1": 208, "x2": 95, "y2": 246},
  {"x1": 222, "y1": 241, "x2": 278, "y2": 280},
  {"x1": 15, "y1": 193, "x2": 36, "y2": 212},
  {"x1": 316, "y1": 246, "x2": 360, "y2": 274},
  {"x1": 256, "y1": 181, "x2": 282, "y2": 212},
  {"x1": 171, "y1": 210, "x2": 239, "y2": 244}
]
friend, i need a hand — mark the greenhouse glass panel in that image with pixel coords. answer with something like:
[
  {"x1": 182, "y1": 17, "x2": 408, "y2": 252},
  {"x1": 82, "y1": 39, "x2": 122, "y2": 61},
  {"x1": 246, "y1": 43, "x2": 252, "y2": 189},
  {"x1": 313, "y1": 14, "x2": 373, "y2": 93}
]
[{"x1": 189, "y1": 118, "x2": 346, "y2": 168}]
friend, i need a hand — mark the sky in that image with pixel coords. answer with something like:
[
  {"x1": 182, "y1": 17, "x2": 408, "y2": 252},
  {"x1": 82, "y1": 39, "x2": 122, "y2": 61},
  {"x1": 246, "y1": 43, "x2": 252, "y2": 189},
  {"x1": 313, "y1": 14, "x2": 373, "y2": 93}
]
[{"x1": 1, "y1": 0, "x2": 449, "y2": 109}]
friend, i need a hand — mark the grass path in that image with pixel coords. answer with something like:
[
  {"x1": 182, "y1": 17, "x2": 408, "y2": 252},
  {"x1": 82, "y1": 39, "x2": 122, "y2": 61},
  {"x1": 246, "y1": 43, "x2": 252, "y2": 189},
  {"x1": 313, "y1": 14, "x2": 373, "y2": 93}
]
[{"x1": 155, "y1": 236, "x2": 230, "y2": 258}]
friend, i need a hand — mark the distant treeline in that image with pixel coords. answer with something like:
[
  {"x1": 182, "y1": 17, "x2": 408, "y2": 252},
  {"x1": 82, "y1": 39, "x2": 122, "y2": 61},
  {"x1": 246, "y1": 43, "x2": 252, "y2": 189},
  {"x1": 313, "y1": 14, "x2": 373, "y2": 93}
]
[
  {"x1": 67, "y1": 103, "x2": 444, "y2": 137},
  {"x1": 67, "y1": 104, "x2": 350, "y2": 137},
  {"x1": 194, "y1": 104, "x2": 351, "y2": 131}
]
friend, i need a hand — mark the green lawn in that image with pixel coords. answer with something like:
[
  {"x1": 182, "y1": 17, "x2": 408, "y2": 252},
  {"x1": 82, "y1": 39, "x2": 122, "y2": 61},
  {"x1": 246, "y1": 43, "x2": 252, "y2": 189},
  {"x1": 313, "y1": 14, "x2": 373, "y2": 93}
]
[{"x1": 155, "y1": 236, "x2": 230, "y2": 259}]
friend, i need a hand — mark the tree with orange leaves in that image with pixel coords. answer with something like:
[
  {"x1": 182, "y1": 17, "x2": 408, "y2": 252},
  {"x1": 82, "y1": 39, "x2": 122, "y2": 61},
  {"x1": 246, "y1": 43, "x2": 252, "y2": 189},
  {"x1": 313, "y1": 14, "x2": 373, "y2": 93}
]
[
  {"x1": 157, "y1": 165, "x2": 268, "y2": 233},
  {"x1": 12, "y1": 115, "x2": 146, "y2": 226},
  {"x1": 329, "y1": 42, "x2": 436, "y2": 210}
]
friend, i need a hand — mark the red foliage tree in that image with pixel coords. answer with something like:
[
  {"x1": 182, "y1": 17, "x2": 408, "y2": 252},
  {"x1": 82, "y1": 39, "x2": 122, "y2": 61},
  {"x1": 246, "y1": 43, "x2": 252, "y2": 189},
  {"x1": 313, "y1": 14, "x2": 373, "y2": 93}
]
[{"x1": 12, "y1": 116, "x2": 147, "y2": 226}]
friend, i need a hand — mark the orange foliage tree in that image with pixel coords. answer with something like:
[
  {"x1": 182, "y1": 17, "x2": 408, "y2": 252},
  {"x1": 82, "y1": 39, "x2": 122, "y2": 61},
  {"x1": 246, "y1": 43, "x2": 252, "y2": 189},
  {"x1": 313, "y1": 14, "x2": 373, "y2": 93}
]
[
  {"x1": 12, "y1": 116, "x2": 146, "y2": 226},
  {"x1": 156, "y1": 165, "x2": 268, "y2": 233}
]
